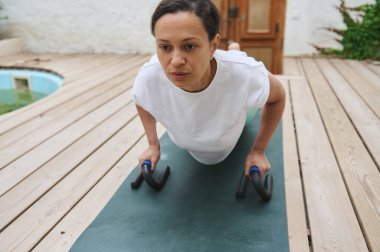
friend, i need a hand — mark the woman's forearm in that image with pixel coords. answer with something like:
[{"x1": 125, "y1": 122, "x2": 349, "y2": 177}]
[
  {"x1": 136, "y1": 105, "x2": 160, "y2": 147},
  {"x1": 251, "y1": 99, "x2": 284, "y2": 153}
]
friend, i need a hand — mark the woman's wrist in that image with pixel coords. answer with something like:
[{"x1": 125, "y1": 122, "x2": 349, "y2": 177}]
[
  {"x1": 251, "y1": 145, "x2": 266, "y2": 155},
  {"x1": 149, "y1": 143, "x2": 160, "y2": 149}
]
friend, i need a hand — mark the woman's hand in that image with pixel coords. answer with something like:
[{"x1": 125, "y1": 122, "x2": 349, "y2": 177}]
[
  {"x1": 138, "y1": 145, "x2": 161, "y2": 171},
  {"x1": 245, "y1": 150, "x2": 271, "y2": 177}
]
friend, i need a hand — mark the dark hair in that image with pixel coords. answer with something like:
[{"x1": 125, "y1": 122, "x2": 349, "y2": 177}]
[{"x1": 151, "y1": 0, "x2": 220, "y2": 41}]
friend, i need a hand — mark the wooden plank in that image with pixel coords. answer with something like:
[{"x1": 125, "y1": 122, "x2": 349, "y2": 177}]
[
  {"x1": 57, "y1": 54, "x2": 126, "y2": 82},
  {"x1": 290, "y1": 78, "x2": 368, "y2": 252},
  {"x1": 0, "y1": 55, "x2": 149, "y2": 133},
  {"x1": 0, "y1": 89, "x2": 131, "y2": 196},
  {"x1": 274, "y1": 75, "x2": 304, "y2": 80},
  {"x1": 15, "y1": 54, "x2": 108, "y2": 78},
  {"x1": 279, "y1": 77, "x2": 310, "y2": 252},
  {"x1": 283, "y1": 57, "x2": 302, "y2": 76},
  {"x1": 34, "y1": 124, "x2": 167, "y2": 251},
  {"x1": 8, "y1": 54, "x2": 72, "y2": 69},
  {"x1": 0, "y1": 116, "x2": 145, "y2": 251},
  {"x1": 366, "y1": 62, "x2": 380, "y2": 76},
  {"x1": 0, "y1": 63, "x2": 140, "y2": 149},
  {"x1": 0, "y1": 53, "x2": 44, "y2": 65},
  {"x1": 345, "y1": 60, "x2": 380, "y2": 92},
  {"x1": 302, "y1": 58, "x2": 380, "y2": 251},
  {"x1": 0, "y1": 102, "x2": 136, "y2": 232},
  {"x1": 315, "y1": 59, "x2": 380, "y2": 169},
  {"x1": 22, "y1": 54, "x2": 101, "y2": 77},
  {"x1": 2, "y1": 54, "x2": 71, "y2": 70},
  {"x1": 331, "y1": 59, "x2": 380, "y2": 118}
]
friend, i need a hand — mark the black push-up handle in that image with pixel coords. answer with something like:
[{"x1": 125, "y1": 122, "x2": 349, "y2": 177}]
[
  {"x1": 131, "y1": 160, "x2": 170, "y2": 191},
  {"x1": 249, "y1": 166, "x2": 273, "y2": 201},
  {"x1": 236, "y1": 166, "x2": 273, "y2": 202},
  {"x1": 236, "y1": 172, "x2": 249, "y2": 199}
]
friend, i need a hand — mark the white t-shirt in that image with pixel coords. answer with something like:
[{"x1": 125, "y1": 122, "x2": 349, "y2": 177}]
[{"x1": 133, "y1": 50, "x2": 270, "y2": 164}]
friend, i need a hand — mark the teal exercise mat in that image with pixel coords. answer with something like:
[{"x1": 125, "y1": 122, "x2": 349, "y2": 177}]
[{"x1": 71, "y1": 113, "x2": 289, "y2": 252}]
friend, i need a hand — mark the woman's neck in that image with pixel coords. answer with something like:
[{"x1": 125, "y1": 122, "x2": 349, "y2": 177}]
[{"x1": 185, "y1": 58, "x2": 217, "y2": 93}]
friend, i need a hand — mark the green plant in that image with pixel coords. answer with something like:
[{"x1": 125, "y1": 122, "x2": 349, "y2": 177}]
[{"x1": 314, "y1": 0, "x2": 380, "y2": 60}]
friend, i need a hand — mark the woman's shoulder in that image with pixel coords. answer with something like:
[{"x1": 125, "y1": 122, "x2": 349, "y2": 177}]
[
  {"x1": 214, "y1": 50, "x2": 264, "y2": 69},
  {"x1": 134, "y1": 54, "x2": 167, "y2": 97},
  {"x1": 139, "y1": 54, "x2": 160, "y2": 71},
  {"x1": 136, "y1": 54, "x2": 164, "y2": 81}
]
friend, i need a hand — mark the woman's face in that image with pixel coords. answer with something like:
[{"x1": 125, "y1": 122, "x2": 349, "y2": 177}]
[{"x1": 154, "y1": 11, "x2": 220, "y2": 92}]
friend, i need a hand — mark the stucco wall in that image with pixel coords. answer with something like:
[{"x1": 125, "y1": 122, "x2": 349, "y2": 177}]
[
  {"x1": 0, "y1": 0, "x2": 160, "y2": 54},
  {"x1": 0, "y1": 0, "x2": 375, "y2": 55},
  {"x1": 284, "y1": 0, "x2": 374, "y2": 56}
]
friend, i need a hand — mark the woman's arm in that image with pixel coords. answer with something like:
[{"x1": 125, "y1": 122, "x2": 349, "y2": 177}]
[
  {"x1": 245, "y1": 73, "x2": 286, "y2": 176},
  {"x1": 136, "y1": 105, "x2": 161, "y2": 170}
]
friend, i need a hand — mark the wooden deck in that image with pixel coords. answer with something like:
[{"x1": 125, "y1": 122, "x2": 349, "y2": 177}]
[{"x1": 0, "y1": 54, "x2": 379, "y2": 251}]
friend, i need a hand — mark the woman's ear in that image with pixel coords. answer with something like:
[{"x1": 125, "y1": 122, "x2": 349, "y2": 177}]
[{"x1": 210, "y1": 34, "x2": 221, "y2": 56}]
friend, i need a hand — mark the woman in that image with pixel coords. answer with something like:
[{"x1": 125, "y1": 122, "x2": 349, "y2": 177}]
[{"x1": 133, "y1": 0, "x2": 285, "y2": 177}]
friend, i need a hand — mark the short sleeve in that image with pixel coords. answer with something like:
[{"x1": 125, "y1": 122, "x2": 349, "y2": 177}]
[
  {"x1": 245, "y1": 61, "x2": 270, "y2": 109},
  {"x1": 132, "y1": 72, "x2": 144, "y2": 107},
  {"x1": 132, "y1": 71, "x2": 158, "y2": 118},
  {"x1": 132, "y1": 55, "x2": 159, "y2": 113}
]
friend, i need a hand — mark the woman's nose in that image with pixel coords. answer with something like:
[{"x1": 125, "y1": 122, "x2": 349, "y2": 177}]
[{"x1": 170, "y1": 50, "x2": 185, "y2": 66}]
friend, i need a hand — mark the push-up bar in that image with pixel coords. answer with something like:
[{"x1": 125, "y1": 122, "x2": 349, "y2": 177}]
[
  {"x1": 236, "y1": 166, "x2": 273, "y2": 201},
  {"x1": 131, "y1": 160, "x2": 171, "y2": 191},
  {"x1": 131, "y1": 161, "x2": 272, "y2": 201}
]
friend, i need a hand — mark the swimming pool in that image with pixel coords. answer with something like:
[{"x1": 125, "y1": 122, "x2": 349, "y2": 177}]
[{"x1": 0, "y1": 69, "x2": 64, "y2": 115}]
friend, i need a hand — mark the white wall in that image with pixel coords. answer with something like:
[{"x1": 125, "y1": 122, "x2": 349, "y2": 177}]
[
  {"x1": 0, "y1": 0, "x2": 160, "y2": 54},
  {"x1": 284, "y1": 0, "x2": 374, "y2": 56},
  {"x1": 0, "y1": 0, "x2": 375, "y2": 55}
]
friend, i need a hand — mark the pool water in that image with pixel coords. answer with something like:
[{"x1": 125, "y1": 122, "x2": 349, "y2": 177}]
[
  {"x1": 0, "y1": 89, "x2": 46, "y2": 115},
  {"x1": 0, "y1": 69, "x2": 63, "y2": 115}
]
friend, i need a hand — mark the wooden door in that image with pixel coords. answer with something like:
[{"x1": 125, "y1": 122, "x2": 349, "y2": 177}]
[
  {"x1": 211, "y1": 0, "x2": 230, "y2": 49},
  {"x1": 212, "y1": 0, "x2": 286, "y2": 74}
]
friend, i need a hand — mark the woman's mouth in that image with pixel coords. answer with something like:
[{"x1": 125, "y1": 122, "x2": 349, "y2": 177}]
[{"x1": 170, "y1": 72, "x2": 188, "y2": 81}]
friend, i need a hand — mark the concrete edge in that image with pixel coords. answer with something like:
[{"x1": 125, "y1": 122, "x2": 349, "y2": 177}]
[{"x1": 0, "y1": 38, "x2": 23, "y2": 56}]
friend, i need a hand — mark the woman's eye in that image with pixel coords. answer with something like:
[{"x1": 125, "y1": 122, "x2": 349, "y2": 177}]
[
  {"x1": 159, "y1": 45, "x2": 171, "y2": 51},
  {"x1": 184, "y1": 44, "x2": 198, "y2": 51}
]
